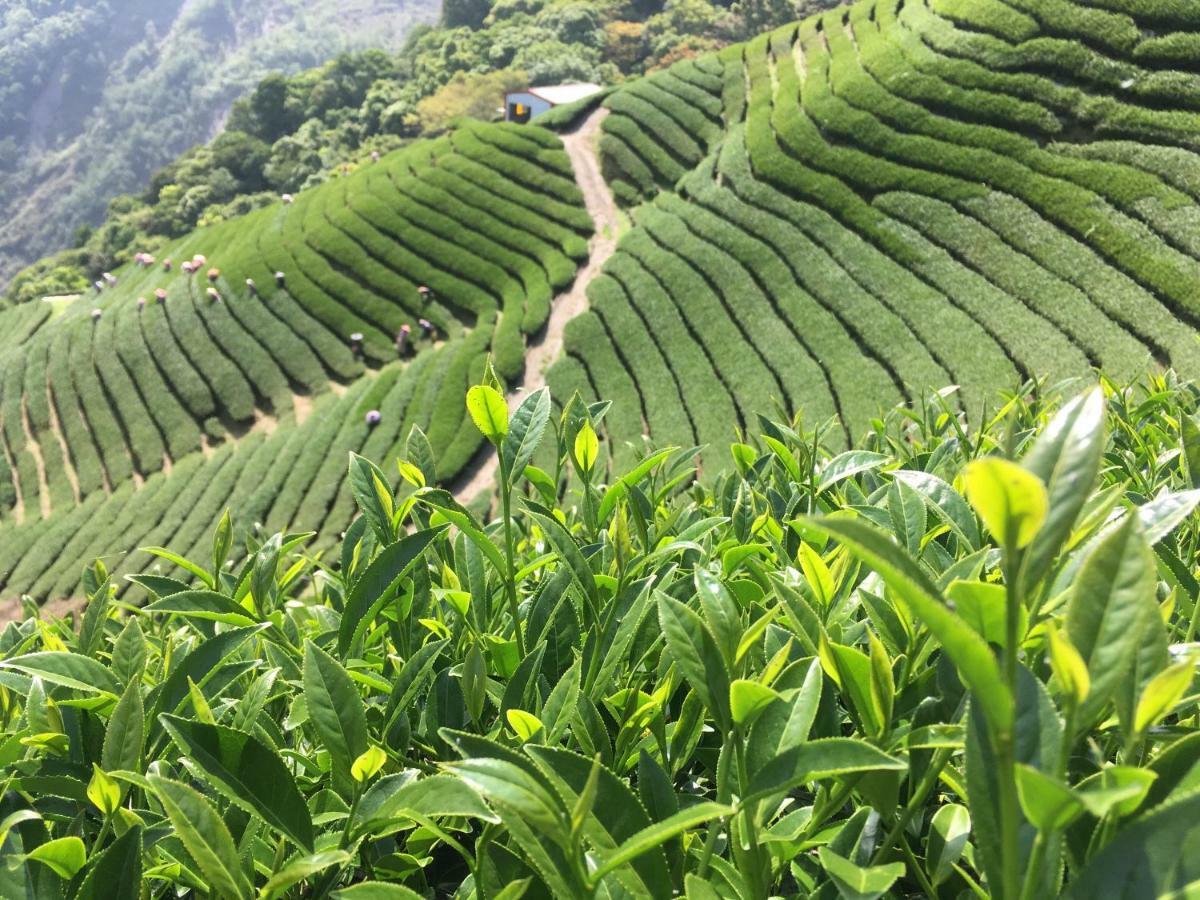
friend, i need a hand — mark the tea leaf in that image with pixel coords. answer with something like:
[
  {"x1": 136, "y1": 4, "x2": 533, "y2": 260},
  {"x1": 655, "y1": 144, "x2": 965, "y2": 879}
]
[
  {"x1": 304, "y1": 641, "x2": 369, "y2": 797},
  {"x1": 730, "y1": 679, "x2": 780, "y2": 726},
  {"x1": 1046, "y1": 624, "x2": 1090, "y2": 708},
  {"x1": 503, "y1": 387, "x2": 551, "y2": 485},
  {"x1": 348, "y1": 453, "x2": 396, "y2": 546},
  {"x1": 1021, "y1": 389, "x2": 1105, "y2": 589},
  {"x1": 0, "y1": 651, "x2": 118, "y2": 696},
  {"x1": 74, "y1": 825, "x2": 141, "y2": 900},
  {"x1": 337, "y1": 526, "x2": 443, "y2": 656},
  {"x1": 144, "y1": 589, "x2": 259, "y2": 626},
  {"x1": 1016, "y1": 764, "x2": 1085, "y2": 832},
  {"x1": 964, "y1": 457, "x2": 1048, "y2": 549},
  {"x1": 467, "y1": 384, "x2": 509, "y2": 443},
  {"x1": 926, "y1": 804, "x2": 970, "y2": 886},
  {"x1": 332, "y1": 883, "x2": 426, "y2": 899},
  {"x1": 1134, "y1": 658, "x2": 1195, "y2": 735},
  {"x1": 26, "y1": 836, "x2": 86, "y2": 880},
  {"x1": 351, "y1": 745, "x2": 388, "y2": 783},
  {"x1": 657, "y1": 593, "x2": 731, "y2": 730},
  {"x1": 101, "y1": 678, "x2": 144, "y2": 774},
  {"x1": 159, "y1": 715, "x2": 314, "y2": 850},
  {"x1": 148, "y1": 775, "x2": 252, "y2": 899},
  {"x1": 746, "y1": 737, "x2": 905, "y2": 804},
  {"x1": 447, "y1": 757, "x2": 564, "y2": 835},
  {"x1": 506, "y1": 709, "x2": 544, "y2": 743},
  {"x1": 797, "y1": 515, "x2": 1013, "y2": 736},
  {"x1": 357, "y1": 772, "x2": 499, "y2": 830},
  {"x1": 1067, "y1": 514, "x2": 1158, "y2": 726},
  {"x1": 261, "y1": 850, "x2": 352, "y2": 899},
  {"x1": 817, "y1": 846, "x2": 904, "y2": 900},
  {"x1": 818, "y1": 451, "x2": 888, "y2": 492},
  {"x1": 589, "y1": 802, "x2": 732, "y2": 884},
  {"x1": 1065, "y1": 790, "x2": 1200, "y2": 898},
  {"x1": 87, "y1": 764, "x2": 120, "y2": 816}
]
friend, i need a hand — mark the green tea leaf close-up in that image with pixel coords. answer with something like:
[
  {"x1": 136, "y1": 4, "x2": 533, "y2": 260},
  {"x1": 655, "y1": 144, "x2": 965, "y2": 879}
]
[{"x1": 4, "y1": 374, "x2": 1200, "y2": 900}]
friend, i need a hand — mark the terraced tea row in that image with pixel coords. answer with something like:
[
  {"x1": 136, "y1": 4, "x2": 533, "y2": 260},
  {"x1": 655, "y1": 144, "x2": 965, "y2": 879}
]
[
  {"x1": 0, "y1": 334, "x2": 495, "y2": 600},
  {"x1": 561, "y1": 0, "x2": 1200, "y2": 468}
]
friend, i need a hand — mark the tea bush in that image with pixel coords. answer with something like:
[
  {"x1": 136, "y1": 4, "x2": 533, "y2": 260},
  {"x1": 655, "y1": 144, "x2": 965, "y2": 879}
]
[{"x1": 3, "y1": 372, "x2": 1200, "y2": 897}]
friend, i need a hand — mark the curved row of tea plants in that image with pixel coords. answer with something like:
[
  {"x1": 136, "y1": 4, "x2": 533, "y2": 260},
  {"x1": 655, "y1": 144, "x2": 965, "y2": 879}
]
[
  {"x1": 3, "y1": 372, "x2": 1200, "y2": 899},
  {"x1": 572, "y1": 0, "x2": 1200, "y2": 468},
  {"x1": 0, "y1": 330, "x2": 499, "y2": 603},
  {"x1": 0, "y1": 121, "x2": 589, "y2": 529}
]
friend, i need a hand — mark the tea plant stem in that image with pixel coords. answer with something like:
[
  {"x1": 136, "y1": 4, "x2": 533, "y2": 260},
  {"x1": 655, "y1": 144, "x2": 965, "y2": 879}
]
[
  {"x1": 699, "y1": 732, "x2": 738, "y2": 879},
  {"x1": 1186, "y1": 591, "x2": 1200, "y2": 643},
  {"x1": 803, "y1": 778, "x2": 858, "y2": 838},
  {"x1": 696, "y1": 820, "x2": 722, "y2": 879},
  {"x1": 1058, "y1": 707, "x2": 1076, "y2": 777},
  {"x1": 571, "y1": 838, "x2": 594, "y2": 897},
  {"x1": 474, "y1": 823, "x2": 497, "y2": 900},
  {"x1": 898, "y1": 833, "x2": 938, "y2": 898},
  {"x1": 92, "y1": 812, "x2": 112, "y2": 851},
  {"x1": 1018, "y1": 833, "x2": 1048, "y2": 900},
  {"x1": 341, "y1": 784, "x2": 363, "y2": 849},
  {"x1": 872, "y1": 744, "x2": 957, "y2": 863},
  {"x1": 733, "y1": 734, "x2": 767, "y2": 899},
  {"x1": 953, "y1": 862, "x2": 990, "y2": 900},
  {"x1": 406, "y1": 812, "x2": 477, "y2": 875},
  {"x1": 999, "y1": 541, "x2": 1025, "y2": 900},
  {"x1": 497, "y1": 455, "x2": 526, "y2": 657},
  {"x1": 581, "y1": 467, "x2": 596, "y2": 539},
  {"x1": 996, "y1": 729, "x2": 1022, "y2": 896}
]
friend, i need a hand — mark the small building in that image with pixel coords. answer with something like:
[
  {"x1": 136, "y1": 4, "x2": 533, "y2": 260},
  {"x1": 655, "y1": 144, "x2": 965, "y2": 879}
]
[{"x1": 504, "y1": 83, "x2": 603, "y2": 124}]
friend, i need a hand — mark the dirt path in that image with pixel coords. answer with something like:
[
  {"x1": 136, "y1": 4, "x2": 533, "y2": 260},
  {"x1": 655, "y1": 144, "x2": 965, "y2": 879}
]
[
  {"x1": 21, "y1": 398, "x2": 51, "y2": 520},
  {"x1": 46, "y1": 384, "x2": 81, "y2": 504},
  {"x1": 0, "y1": 428, "x2": 25, "y2": 525},
  {"x1": 455, "y1": 108, "x2": 619, "y2": 507}
]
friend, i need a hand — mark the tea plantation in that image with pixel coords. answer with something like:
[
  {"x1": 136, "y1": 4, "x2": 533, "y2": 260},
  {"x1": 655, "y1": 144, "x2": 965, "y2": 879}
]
[
  {"x1": 0, "y1": 121, "x2": 590, "y2": 599},
  {"x1": 5, "y1": 374, "x2": 1200, "y2": 898},
  {"x1": 551, "y1": 0, "x2": 1200, "y2": 473},
  {"x1": 9, "y1": 0, "x2": 1200, "y2": 896}
]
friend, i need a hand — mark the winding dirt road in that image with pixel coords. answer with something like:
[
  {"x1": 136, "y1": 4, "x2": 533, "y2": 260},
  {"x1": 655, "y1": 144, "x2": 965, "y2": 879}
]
[{"x1": 455, "y1": 107, "x2": 619, "y2": 506}]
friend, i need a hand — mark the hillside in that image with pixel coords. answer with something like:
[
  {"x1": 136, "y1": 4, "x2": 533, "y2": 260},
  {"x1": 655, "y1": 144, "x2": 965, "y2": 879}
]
[
  {"x1": 2, "y1": 0, "x2": 847, "y2": 306},
  {"x1": 8, "y1": 3, "x2": 1200, "y2": 894},
  {"x1": 0, "y1": 0, "x2": 437, "y2": 286},
  {"x1": 6, "y1": 0, "x2": 1200, "y2": 602},
  {"x1": 549, "y1": 0, "x2": 1200, "y2": 474},
  {"x1": 0, "y1": 120, "x2": 591, "y2": 601}
]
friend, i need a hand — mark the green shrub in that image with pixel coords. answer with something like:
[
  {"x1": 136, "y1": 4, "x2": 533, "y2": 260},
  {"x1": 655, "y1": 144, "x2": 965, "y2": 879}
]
[
  {"x1": 535, "y1": 87, "x2": 613, "y2": 130},
  {"x1": 6, "y1": 375, "x2": 1200, "y2": 898}
]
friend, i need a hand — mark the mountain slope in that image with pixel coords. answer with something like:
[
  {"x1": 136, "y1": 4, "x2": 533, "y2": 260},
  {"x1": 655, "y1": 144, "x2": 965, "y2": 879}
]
[
  {"x1": 0, "y1": 0, "x2": 437, "y2": 286},
  {"x1": 549, "y1": 0, "x2": 1200, "y2": 472},
  {"x1": 11, "y1": 0, "x2": 1200, "y2": 600},
  {"x1": 0, "y1": 120, "x2": 591, "y2": 599}
]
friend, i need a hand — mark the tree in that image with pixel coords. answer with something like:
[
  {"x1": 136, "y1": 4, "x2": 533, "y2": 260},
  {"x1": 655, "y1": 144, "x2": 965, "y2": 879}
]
[
  {"x1": 244, "y1": 73, "x2": 299, "y2": 143},
  {"x1": 604, "y1": 20, "x2": 648, "y2": 72},
  {"x1": 443, "y1": 0, "x2": 491, "y2": 30},
  {"x1": 537, "y1": 3, "x2": 605, "y2": 48},
  {"x1": 210, "y1": 131, "x2": 271, "y2": 191},
  {"x1": 415, "y1": 69, "x2": 527, "y2": 135},
  {"x1": 730, "y1": 0, "x2": 840, "y2": 37}
]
